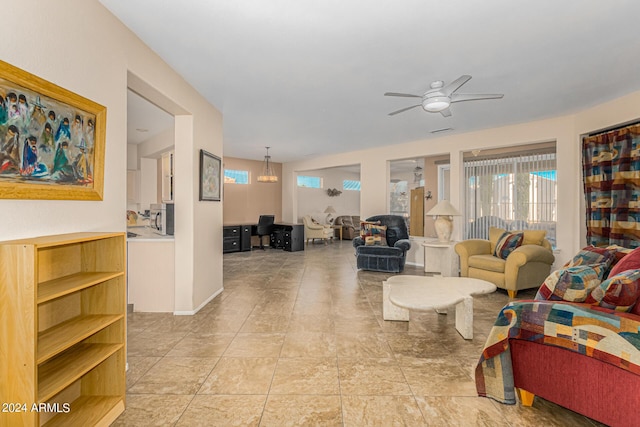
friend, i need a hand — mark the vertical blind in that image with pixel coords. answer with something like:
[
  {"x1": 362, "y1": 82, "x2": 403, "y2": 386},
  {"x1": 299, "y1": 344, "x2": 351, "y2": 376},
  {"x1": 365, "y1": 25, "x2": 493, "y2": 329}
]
[{"x1": 463, "y1": 151, "x2": 557, "y2": 246}]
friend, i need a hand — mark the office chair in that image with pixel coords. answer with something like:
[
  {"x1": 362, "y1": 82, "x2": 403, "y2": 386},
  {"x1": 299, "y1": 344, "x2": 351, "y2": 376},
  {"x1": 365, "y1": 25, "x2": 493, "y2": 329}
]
[{"x1": 255, "y1": 215, "x2": 275, "y2": 250}]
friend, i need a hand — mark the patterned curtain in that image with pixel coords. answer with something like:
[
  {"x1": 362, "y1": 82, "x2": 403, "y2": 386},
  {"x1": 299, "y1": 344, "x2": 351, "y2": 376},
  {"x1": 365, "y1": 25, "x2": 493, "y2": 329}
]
[{"x1": 582, "y1": 123, "x2": 640, "y2": 248}]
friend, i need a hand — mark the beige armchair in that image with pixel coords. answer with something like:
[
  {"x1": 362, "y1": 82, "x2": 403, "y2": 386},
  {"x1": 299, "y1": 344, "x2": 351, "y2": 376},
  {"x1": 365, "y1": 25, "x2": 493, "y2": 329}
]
[
  {"x1": 302, "y1": 215, "x2": 333, "y2": 244},
  {"x1": 455, "y1": 227, "x2": 555, "y2": 298}
]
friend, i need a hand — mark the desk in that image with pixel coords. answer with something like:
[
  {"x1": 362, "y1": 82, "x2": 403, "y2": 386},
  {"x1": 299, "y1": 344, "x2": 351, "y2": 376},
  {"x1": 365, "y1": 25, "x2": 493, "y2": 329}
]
[
  {"x1": 222, "y1": 222, "x2": 304, "y2": 252},
  {"x1": 422, "y1": 240, "x2": 459, "y2": 276}
]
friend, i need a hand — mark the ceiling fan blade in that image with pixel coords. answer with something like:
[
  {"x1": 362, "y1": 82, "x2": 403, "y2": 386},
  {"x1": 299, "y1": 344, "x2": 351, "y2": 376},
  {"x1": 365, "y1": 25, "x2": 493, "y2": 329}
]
[
  {"x1": 384, "y1": 92, "x2": 422, "y2": 98},
  {"x1": 450, "y1": 93, "x2": 504, "y2": 103},
  {"x1": 388, "y1": 104, "x2": 422, "y2": 116},
  {"x1": 442, "y1": 75, "x2": 471, "y2": 96},
  {"x1": 439, "y1": 107, "x2": 452, "y2": 118}
]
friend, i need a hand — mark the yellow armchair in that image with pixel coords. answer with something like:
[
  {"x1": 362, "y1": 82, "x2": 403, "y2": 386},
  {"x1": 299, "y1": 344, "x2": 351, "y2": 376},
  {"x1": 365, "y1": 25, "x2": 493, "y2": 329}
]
[{"x1": 455, "y1": 227, "x2": 555, "y2": 298}]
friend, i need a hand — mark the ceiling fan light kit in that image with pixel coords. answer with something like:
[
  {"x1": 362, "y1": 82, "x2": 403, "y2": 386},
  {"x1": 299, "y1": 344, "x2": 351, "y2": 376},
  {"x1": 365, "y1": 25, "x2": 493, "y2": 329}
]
[
  {"x1": 423, "y1": 96, "x2": 450, "y2": 112},
  {"x1": 385, "y1": 75, "x2": 503, "y2": 117}
]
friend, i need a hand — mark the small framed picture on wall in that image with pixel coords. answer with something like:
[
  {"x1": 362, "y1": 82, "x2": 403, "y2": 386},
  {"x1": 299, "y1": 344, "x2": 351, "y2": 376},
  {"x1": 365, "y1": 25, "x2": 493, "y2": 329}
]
[{"x1": 199, "y1": 149, "x2": 221, "y2": 201}]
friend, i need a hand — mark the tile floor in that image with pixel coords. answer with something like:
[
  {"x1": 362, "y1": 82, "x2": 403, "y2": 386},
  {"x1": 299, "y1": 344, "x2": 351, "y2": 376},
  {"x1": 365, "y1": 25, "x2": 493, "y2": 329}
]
[{"x1": 114, "y1": 240, "x2": 604, "y2": 426}]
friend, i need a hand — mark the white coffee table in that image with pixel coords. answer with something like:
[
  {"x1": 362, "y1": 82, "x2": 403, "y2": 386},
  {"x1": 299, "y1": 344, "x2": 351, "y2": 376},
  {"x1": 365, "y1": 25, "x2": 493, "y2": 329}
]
[{"x1": 382, "y1": 275, "x2": 496, "y2": 339}]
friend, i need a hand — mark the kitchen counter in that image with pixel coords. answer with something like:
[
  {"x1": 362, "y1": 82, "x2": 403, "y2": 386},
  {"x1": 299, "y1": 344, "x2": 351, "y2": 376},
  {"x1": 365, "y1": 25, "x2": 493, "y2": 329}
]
[{"x1": 127, "y1": 226, "x2": 174, "y2": 241}]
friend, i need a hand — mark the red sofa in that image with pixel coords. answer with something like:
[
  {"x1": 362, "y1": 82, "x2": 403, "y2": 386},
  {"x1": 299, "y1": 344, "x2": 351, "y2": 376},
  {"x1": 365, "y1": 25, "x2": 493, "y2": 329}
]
[{"x1": 476, "y1": 246, "x2": 640, "y2": 427}]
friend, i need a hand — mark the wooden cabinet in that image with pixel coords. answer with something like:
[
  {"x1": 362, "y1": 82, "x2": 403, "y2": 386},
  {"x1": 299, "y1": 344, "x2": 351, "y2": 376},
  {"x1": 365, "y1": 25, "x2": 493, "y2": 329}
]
[
  {"x1": 410, "y1": 187, "x2": 425, "y2": 236},
  {"x1": 0, "y1": 232, "x2": 126, "y2": 426}
]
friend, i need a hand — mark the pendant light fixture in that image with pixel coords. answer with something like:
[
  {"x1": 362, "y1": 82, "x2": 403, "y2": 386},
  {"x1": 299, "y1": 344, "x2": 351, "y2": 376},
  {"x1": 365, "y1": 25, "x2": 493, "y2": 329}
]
[{"x1": 257, "y1": 146, "x2": 278, "y2": 183}]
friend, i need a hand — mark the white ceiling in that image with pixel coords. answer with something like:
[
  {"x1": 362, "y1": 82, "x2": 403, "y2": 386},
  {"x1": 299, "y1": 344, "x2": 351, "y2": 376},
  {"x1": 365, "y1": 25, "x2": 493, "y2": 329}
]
[
  {"x1": 101, "y1": 0, "x2": 640, "y2": 163},
  {"x1": 127, "y1": 90, "x2": 173, "y2": 144}
]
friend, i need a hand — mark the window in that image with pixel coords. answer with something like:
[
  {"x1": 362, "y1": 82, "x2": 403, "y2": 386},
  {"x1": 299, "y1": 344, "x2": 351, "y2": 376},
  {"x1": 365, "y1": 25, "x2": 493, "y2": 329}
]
[
  {"x1": 464, "y1": 150, "x2": 557, "y2": 247},
  {"x1": 297, "y1": 175, "x2": 322, "y2": 188},
  {"x1": 224, "y1": 169, "x2": 249, "y2": 184},
  {"x1": 343, "y1": 179, "x2": 361, "y2": 191},
  {"x1": 390, "y1": 180, "x2": 409, "y2": 216}
]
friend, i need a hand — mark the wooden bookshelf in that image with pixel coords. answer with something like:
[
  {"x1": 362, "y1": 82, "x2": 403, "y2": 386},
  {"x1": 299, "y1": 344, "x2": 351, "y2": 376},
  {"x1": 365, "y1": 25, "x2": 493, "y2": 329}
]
[{"x1": 0, "y1": 232, "x2": 126, "y2": 426}]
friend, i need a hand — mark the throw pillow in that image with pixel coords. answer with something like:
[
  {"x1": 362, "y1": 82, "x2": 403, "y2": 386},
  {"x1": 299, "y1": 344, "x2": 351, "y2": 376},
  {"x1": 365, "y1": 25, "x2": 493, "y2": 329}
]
[
  {"x1": 563, "y1": 246, "x2": 616, "y2": 270},
  {"x1": 521, "y1": 229, "x2": 547, "y2": 246},
  {"x1": 360, "y1": 221, "x2": 388, "y2": 246},
  {"x1": 535, "y1": 265, "x2": 604, "y2": 302},
  {"x1": 586, "y1": 269, "x2": 640, "y2": 312},
  {"x1": 493, "y1": 231, "x2": 524, "y2": 260},
  {"x1": 488, "y1": 227, "x2": 506, "y2": 255},
  {"x1": 606, "y1": 245, "x2": 634, "y2": 268},
  {"x1": 607, "y1": 247, "x2": 640, "y2": 278}
]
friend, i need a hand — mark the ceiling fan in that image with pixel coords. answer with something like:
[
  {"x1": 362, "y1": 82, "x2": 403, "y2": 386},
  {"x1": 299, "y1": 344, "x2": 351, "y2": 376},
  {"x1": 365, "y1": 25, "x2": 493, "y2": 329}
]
[{"x1": 384, "y1": 75, "x2": 503, "y2": 117}]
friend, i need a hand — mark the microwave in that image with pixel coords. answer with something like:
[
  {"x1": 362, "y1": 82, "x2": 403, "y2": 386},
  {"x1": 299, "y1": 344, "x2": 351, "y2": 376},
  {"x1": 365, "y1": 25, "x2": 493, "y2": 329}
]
[{"x1": 149, "y1": 203, "x2": 174, "y2": 235}]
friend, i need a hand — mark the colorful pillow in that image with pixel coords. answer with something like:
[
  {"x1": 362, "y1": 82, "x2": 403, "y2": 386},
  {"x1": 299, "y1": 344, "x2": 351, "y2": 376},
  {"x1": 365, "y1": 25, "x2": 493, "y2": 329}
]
[
  {"x1": 360, "y1": 221, "x2": 387, "y2": 246},
  {"x1": 535, "y1": 265, "x2": 604, "y2": 302},
  {"x1": 606, "y1": 245, "x2": 634, "y2": 267},
  {"x1": 586, "y1": 269, "x2": 640, "y2": 312},
  {"x1": 493, "y1": 231, "x2": 524, "y2": 260},
  {"x1": 607, "y1": 247, "x2": 640, "y2": 278},
  {"x1": 563, "y1": 246, "x2": 616, "y2": 270},
  {"x1": 488, "y1": 227, "x2": 506, "y2": 254}
]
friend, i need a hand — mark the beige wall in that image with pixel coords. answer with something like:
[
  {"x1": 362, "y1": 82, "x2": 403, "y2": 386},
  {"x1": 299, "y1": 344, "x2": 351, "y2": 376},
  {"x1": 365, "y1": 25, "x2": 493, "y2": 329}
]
[
  {"x1": 1, "y1": 0, "x2": 224, "y2": 313},
  {"x1": 296, "y1": 168, "x2": 360, "y2": 223},
  {"x1": 222, "y1": 157, "x2": 282, "y2": 224},
  {"x1": 283, "y1": 90, "x2": 640, "y2": 265}
]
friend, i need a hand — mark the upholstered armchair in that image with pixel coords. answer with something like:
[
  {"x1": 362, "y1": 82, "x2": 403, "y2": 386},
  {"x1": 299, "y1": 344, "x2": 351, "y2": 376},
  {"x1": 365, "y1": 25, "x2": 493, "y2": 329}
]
[
  {"x1": 353, "y1": 215, "x2": 411, "y2": 273},
  {"x1": 302, "y1": 215, "x2": 333, "y2": 244},
  {"x1": 455, "y1": 226, "x2": 555, "y2": 298},
  {"x1": 334, "y1": 215, "x2": 361, "y2": 240}
]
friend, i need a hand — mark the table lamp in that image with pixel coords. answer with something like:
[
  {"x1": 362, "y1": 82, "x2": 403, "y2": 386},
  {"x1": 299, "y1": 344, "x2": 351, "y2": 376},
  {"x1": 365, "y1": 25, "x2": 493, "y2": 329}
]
[
  {"x1": 324, "y1": 206, "x2": 337, "y2": 224},
  {"x1": 426, "y1": 200, "x2": 461, "y2": 242}
]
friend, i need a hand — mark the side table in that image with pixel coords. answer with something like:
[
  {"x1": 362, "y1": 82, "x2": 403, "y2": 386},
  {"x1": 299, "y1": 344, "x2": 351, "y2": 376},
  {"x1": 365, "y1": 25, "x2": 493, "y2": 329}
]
[
  {"x1": 331, "y1": 225, "x2": 343, "y2": 240},
  {"x1": 422, "y1": 240, "x2": 459, "y2": 276}
]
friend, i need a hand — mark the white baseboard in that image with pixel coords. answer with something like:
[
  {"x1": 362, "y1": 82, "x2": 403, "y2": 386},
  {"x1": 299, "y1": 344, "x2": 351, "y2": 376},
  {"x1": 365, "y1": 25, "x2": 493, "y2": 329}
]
[{"x1": 173, "y1": 287, "x2": 224, "y2": 315}]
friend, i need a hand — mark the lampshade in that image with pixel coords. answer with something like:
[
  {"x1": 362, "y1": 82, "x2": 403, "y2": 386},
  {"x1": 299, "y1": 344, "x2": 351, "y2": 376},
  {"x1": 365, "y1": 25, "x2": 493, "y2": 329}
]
[
  {"x1": 257, "y1": 146, "x2": 278, "y2": 183},
  {"x1": 324, "y1": 206, "x2": 337, "y2": 214},
  {"x1": 426, "y1": 200, "x2": 461, "y2": 217}
]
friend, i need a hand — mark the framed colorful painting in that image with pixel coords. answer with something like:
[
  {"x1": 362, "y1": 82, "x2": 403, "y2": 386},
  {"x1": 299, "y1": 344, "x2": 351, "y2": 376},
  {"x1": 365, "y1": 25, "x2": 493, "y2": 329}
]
[
  {"x1": 0, "y1": 60, "x2": 106, "y2": 200},
  {"x1": 199, "y1": 149, "x2": 221, "y2": 201}
]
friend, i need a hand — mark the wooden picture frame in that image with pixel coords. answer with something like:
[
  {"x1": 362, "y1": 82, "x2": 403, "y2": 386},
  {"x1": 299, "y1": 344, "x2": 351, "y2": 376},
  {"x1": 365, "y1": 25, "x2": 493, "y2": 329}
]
[
  {"x1": 199, "y1": 149, "x2": 221, "y2": 201},
  {"x1": 0, "y1": 60, "x2": 106, "y2": 200}
]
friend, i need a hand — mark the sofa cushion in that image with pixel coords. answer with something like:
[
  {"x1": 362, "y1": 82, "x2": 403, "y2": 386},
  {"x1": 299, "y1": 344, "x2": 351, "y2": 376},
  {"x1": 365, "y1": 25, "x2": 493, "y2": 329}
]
[
  {"x1": 564, "y1": 246, "x2": 616, "y2": 270},
  {"x1": 494, "y1": 231, "x2": 524, "y2": 260},
  {"x1": 586, "y1": 269, "x2": 640, "y2": 312},
  {"x1": 469, "y1": 254, "x2": 505, "y2": 273},
  {"x1": 607, "y1": 247, "x2": 640, "y2": 278},
  {"x1": 535, "y1": 265, "x2": 604, "y2": 302},
  {"x1": 360, "y1": 221, "x2": 387, "y2": 246}
]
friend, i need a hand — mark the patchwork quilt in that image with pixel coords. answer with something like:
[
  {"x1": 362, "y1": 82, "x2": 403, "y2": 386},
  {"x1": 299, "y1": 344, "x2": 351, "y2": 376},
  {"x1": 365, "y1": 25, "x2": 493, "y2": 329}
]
[{"x1": 476, "y1": 300, "x2": 640, "y2": 404}]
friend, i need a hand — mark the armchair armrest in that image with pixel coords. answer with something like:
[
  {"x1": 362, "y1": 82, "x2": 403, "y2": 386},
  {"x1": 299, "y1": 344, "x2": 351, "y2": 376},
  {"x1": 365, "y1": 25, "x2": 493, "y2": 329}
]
[
  {"x1": 506, "y1": 244, "x2": 555, "y2": 268},
  {"x1": 394, "y1": 239, "x2": 411, "y2": 253},
  {"x1": 353, "y1": 236, "x2": 365, "y2": 248},
  {"x1": 455, "y1": 240, "x2": 491, "y2": 276}
]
